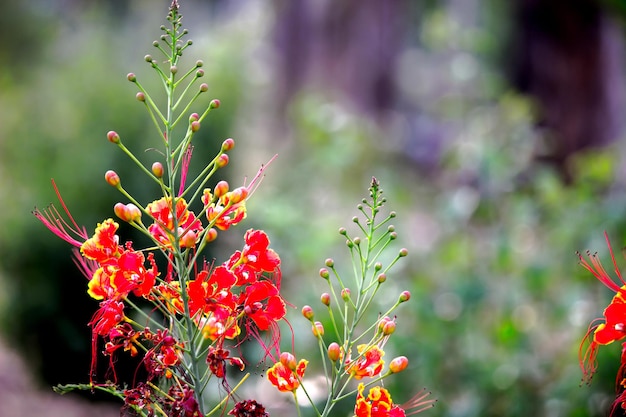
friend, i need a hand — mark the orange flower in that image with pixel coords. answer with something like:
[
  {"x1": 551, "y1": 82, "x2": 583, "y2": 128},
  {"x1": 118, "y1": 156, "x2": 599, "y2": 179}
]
[
  {"x1": 345, "y1": 345, "x2": 385, "y2": 380},
  {"x1": 266, "y1": 353, "x2": 307, "y2": 392},
  {"x1": 354, "y1": 383, "x2": 405, "y2": 417},
  {"x1": 146, "y1": 196, "x2": 203, "y2": 247}
]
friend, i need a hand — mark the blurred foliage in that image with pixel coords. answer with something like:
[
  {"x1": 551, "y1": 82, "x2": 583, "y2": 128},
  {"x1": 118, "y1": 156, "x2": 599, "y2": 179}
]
[{"x1": 2, "y1": 1, "x2": 626, "y2": 417}]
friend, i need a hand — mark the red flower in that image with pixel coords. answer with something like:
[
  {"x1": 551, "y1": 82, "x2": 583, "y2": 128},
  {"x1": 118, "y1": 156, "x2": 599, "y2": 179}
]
[
  {"x1": 227, "y1": 229, "x2": 281, "y2": 285},
  {"x1": 146, "y1": 196, "x2": 203, "y2": 247},
  {"x1": 345, "y1": 345, "x2": 385, "y2": 380},
  {"x1": 90, "y1": 299, "x2": 125, "y2": 336},
  {"x1": 187, "y1": 266, "x2": 237, "y2": 317},
  {"x1": 355, "y1": 383, "x2": 405, "y2": 417},
  {"x1": 80, "y1": 219, "x2": 123, "y2": 264},
  {"x1": 579, "y1": 232, "x2": 626, "y2": 382},
  {"x1": 240, "y1": 281, "x2": 286, "y2": 331},
  {"x1": 266, "y1": 353, "x2": 307, "y2": 392}
]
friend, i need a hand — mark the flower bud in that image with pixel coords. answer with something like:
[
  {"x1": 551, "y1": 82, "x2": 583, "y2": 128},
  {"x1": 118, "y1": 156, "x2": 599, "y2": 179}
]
[
  {"x1": 338, "y1": 227, "x2": 347, "y2": 235},
  {"x1": 199, "y1": 83, "x2": 208, "y2": 92},
  {"x1": 181, "y1": 230, "x2": 197, "y2": 247},
  {"x1": 196, "y1": 69, "x2": 204, "y2": 78},
  {"x1": 341, "y1": 288, "x2": 351, "y2": 302},
  {"x1": 152, "y1": 162, "x2": 164, "y2": 178},
  {"x1": 210, "y1": 99, "x2": 220, "y2": 109},
  {"x1": 144, "y1": 54, "x2": 153, "y2": 62},
  {"x1": 399, "y1": 290, "x2": 411, "y2": 303},
  {"x1": 136, "y1": 92, "x2": 145, "y2": 102},
  {"x1": 191, "y1": 121, "x2": 201, "y2": 132},
  {"x1": 374, "y1": 262, "x2": 382, "y2": 271},
  {"x1": 227, "y1": 187, "x2": 248, "y2": 204},
  {"x1": 279, "y1": 352, "x2": 297, "y2": 370},
  {"x1": 399, "y1": 248, "x2": 408, "y2": 257},
  {"x1": 107, "y1": 131, "x2": 120, "y2": 144},
  {"x1": 325, "y1": 258, "x2": 334, "y2": 267},
  {"x1": 382, "y1": 320, "x2": 396, "y2": 335},
  {"x1": 353, "y1": 237, "x2": 361, "y2": 245},
  {"x1": 327, "y1": 342, "x2": 341, "y2": 362},
  {"x1": 319, "y1": 268, "x2": 330, "y2": 280},
  {"x1": 126, "y1": 203, "x2": 142, "y2": 223},
  {"x1": 320, "y1": 293, "x2": 330, "y2": 306},
  {"x1": 216, "y1": 154, "x2": 229, "y2": 168},
  {"x1": 196, "y1": 60, "x2": 204, "y2": 67},
  {"x1": 189, "y1": 113, "x2": 199, "y2": 122},
  {"x1": 205, "y1": 228, "x2": 218, "y2": 242},
  {"x1": 105, "y1": 170, "x2": 120, "y2": 187},
  {"x1": 389, "y1": 232, "x2": 397, "y2": 240},
  {"x1": 221, "y1": 138, "x2": 235, "y2": 151},
  {"x1": 214, "y1": 181, "x2": 229, "y2": 198},
  {"x1": 312, "y1": 321, "x2": 324, "y2": 337},
  {"x1": 377, "y1": 273, "x2": 386, "y2": 283},
  {"x1": 389, "y1": 356, "x2": 409, "y2": 373},
  {"x1": 170, "y1": 65, "x2": 178, "y2": 74},
  {"x1": 301, "y1": 305, "x2": 314, "y2": 320},
  {"x1": 114, "y1": 203, "x2": 130, "y2": 222},
  {"x1": 127, "y1": 73, "x2": 137, "y2": 82}
]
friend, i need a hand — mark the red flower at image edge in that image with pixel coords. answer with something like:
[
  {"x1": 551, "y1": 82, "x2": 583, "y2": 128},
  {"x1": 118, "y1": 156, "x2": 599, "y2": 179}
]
[{"x1": 579, "y1": 232, "x2": 626, "y2": 382}]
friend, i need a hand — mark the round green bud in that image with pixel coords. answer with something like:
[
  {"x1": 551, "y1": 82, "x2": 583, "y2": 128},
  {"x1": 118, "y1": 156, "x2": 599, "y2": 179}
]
[
  {"x1": 319, "y1": 268, "x2": 330, "y2": 280},
  {"x1": 199, "y1": 83, "x2": 208, "y2": 92},
  {"x1": 196, "y1": 69, "x2": 204, "y2": 78},
  {"x1": 170, "y1": 65, "x2": 178, "y2": 74},
  {"x1": 325, "y1": 258, "x2": 334, "y2": 267},
  {"x1": 338, "y1": 227, "x2": 347, "y2": 235},
  {"x1": 127, "y1": 73, "x2": 136, "y2": 82},
  {"x1": 136, "y1": 92, "x2": 145, "y2": 102},
  {"x1": 196, "y1": 60, "x2": 203, "y2": 67},
  {"x1": 152, "y1": 40, "x2": 159, "y2": 47},
  {"x1": 399, "y1": 248, "x2": 408, "y2": 257},
  {"x1": 144, "y1": 54, "x2": 153, "y2": 62},
  {"x1": 210, "y1": 99, "x2": 220, "y2": 109}
]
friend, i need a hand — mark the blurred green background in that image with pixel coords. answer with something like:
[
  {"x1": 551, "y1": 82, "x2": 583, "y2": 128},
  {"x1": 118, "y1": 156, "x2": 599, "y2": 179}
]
[{"x1": 3, "y1": 0, "x2": 626, "y2": 416}]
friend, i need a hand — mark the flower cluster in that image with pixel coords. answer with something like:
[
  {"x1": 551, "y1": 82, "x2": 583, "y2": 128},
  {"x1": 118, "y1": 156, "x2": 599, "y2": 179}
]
[
  {"x1": 263, "y1": 178, "x2": 436, "y2": 416},
  {"x1": 579, "y1": 232, "x2": 626, "y2": 415},
  {"x1": 34, "y1": 2, "x2": 434, "y2": 416}
]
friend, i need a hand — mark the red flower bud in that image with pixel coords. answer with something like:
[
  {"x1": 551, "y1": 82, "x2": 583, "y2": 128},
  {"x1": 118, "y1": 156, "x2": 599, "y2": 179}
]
[
  {"x1": 279, "y1": 352, "x2": 297, "y2": 370},
  {"x1": 389, "y1": 356, "x2": 409, "y2": 373},
  {"x1": 199, "y1": 83, "x2": 208, "y2": 92},
  {"x1": 127, "y1": 73, "x2": 136, "y2": 82},
  {"x1": 214, "y1": 180, "x2": 229, "y2": 198},
  {"x1": 125, "y1": 203, "x2": 141, "y2": 222},
  {"x1": 227, "y1": 187, "x2": 248, "y2": 204},
  {"x1": 151, "y1": 162, "x2": 164, "y2": 178},
  {"x1": 319, "y1": 268, "x2": 330, "y2": 280},
  {"x1": 320, "y1": 293, "x2": 330, "y2": 306},
  {"x1": 105, "y1": 170, "x2": 120, "y2": 187},
  {"x1": 205, "y1": 228, "x2": 218, "y2": 242},
  {"x1": 302, "y1": 305, "x2": 314, "y2": 320},
  {"x1": 216, "y1": 154, "x2": 229, "y2": 168},
  {"x1": 189, "y1": 113, "x2": 199, "y2": 122},
  {"x1": 210, "y1": 99, "x2": 220, "y2": 109},
  {"x1": 191, "y1": 121, "x2": 200, "y2": 132},
  {"x1": 114, "y1": 202, "x2": 130, "y2": 222},
  {"x1": 341, "y1": 288, "x2": 351, "y2": 301},
  {"x1": 107, "y1": 131, "x2": 120, "y2": 144},
  {"x1": 136, "y1": 92, "x2": 145, "y2": 102},
  {"x1": 399, "y1": 290, "x2": 411, "y2": 303},
  {"x1": 312, "y1": 321, "x2": 324, "y2": 337},
  {"x1": 221, "y1": 138, "x2": 235, "y2": 151},
  {"x1": 327, "y1": 342, "x2": 341, "y2": 362}
]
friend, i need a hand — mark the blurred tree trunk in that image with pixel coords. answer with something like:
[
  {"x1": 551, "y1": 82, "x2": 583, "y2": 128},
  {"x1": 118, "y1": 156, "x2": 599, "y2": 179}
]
[
  {"x1": 271, "y1": 0, "x2": 409, "y2": 120},
  {"x1": 509, "y1": 0, "x2": 625, "y2": 177}
]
